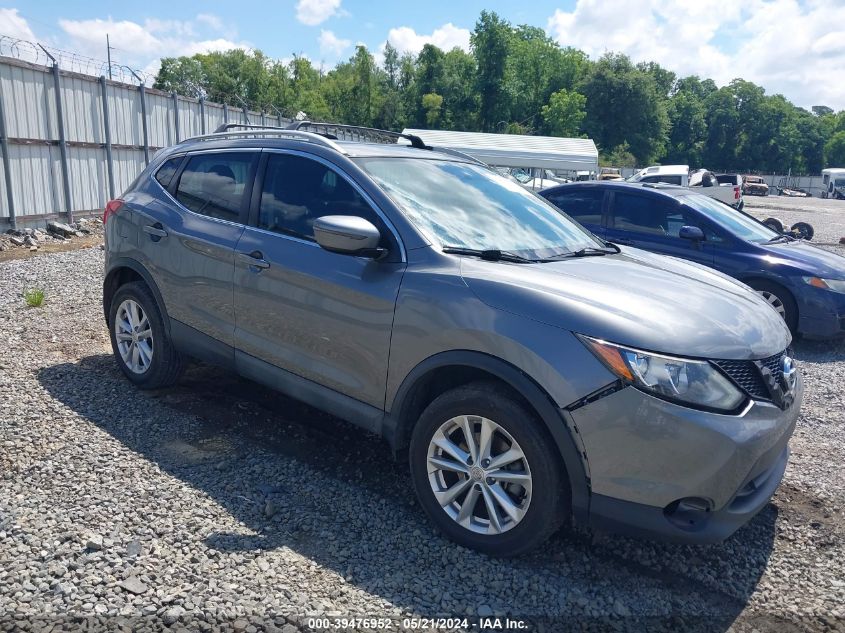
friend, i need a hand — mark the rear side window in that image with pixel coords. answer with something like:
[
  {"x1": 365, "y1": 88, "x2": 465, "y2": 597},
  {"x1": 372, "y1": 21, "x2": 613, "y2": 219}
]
[
  {"x1": 258, "y1": 153, "x2": 385, "y2": 244},
  {"x1": 544, "y1": 189, "x2": 605, "y2": 225},
  {"x1": 612, "y1": 193, "x2": 689, "y2": 237},
  {"x1": 175, "y1": 153, "x2": 254, "y2": 222},
  {"x1": 154, "y1": 156, "x2": 182, "y2": 189}
]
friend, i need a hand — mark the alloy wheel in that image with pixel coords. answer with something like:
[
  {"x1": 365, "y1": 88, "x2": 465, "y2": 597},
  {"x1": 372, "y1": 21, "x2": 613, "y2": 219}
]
[
  {"x1": 426, "y1": 415, "x2": 532, "y2": 535},
  {"x1": 114, "y1": 299, "x2": 154, "y2": 374},
  {"x1": 757, "y1": 290, "x2": 786, "y2": 320}
]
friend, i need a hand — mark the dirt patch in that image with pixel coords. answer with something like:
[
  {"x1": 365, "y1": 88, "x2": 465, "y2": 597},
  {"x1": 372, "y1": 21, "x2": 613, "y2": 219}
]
[{"x1": 0, "y1": 235, "x2": 104, "y2": 263}]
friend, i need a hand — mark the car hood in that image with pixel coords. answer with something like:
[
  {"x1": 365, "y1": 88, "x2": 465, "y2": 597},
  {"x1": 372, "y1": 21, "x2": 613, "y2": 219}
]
[
  {"x1": 461, "y1": 247, "x2": 790, "y2": 360},
  {"x1": 763, "y1": 241, "x2": 845, "y2": 278}
]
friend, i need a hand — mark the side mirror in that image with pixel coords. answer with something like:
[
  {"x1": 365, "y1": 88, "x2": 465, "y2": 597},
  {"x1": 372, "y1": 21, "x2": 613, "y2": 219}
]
[
  {"x1": 679, "y1": 225, "x2": 705, "y2": 241},
  {"x1": 313, "y1": 215, "x2": 386, "y2": 259}
]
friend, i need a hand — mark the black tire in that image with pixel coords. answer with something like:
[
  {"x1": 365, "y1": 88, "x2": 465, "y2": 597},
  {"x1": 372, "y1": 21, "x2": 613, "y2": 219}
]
[
  {"x1": 409, "y1": 381, "x2": 567, "y2": 557},
  {"x1": 746, "y1": 279, "x2": 798, "y2": 335},
  {"x1": 790, "y1": 222, "x2": 814, "y2": 241},
  {"x1": 108, "y1": 281, "x2": 184, "y2": 388},
  {"x1": 763, "y1": 217, "x2": 784, "y2": 233}
]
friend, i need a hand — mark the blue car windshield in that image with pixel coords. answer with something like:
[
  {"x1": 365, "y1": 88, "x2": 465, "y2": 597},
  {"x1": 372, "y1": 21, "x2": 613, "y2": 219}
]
[
  {"x1": 681, "y1": 193, "x2": 780, "y2": 243},
  {"x1": 356, "y1": 158, "x2": 604, "y2": 259}
]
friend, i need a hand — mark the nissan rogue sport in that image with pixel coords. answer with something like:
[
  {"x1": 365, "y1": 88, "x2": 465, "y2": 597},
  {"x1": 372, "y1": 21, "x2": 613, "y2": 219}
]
[{"x1": 103, "y1": 123, "x2": 802, "y2": 556}]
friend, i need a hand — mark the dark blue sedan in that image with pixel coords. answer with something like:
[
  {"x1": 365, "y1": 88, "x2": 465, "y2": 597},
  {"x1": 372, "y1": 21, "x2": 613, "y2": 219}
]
[{"x1": 540, "y1": 181, "x2": 845, "y2": 338}]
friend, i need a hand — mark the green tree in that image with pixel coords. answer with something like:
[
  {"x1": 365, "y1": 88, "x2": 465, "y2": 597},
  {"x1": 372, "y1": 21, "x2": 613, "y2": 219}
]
[
  {"x1": 825, "y1": 131, "x2": 845, "y2": 166},
  {"x1": 580, "y1": 53, "x2": 669, "y2": 164},
  {"x1": 541, "y1": 88, "x2": 586, "y2": 137},
  {"x1": 472, "y1": 11, "x2": 511, "y2": 131},
  {"x1": 421, "y1": 92, "x2": 444, "y2": 126},
  {"x1": 154, "y1": 57, "x2": 206, "y2": 97}
]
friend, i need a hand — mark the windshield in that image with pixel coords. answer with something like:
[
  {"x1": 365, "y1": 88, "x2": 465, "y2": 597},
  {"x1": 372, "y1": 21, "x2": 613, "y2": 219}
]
[
  {"x1": 680, "y1": 193, "x2": 780, "y2": 243},
  {"x1": 357, "y1": 158, "x2": 605, "y2": 258},
  {"x1": 835, "y1": 178, "x2": 845, "y2": 188}
]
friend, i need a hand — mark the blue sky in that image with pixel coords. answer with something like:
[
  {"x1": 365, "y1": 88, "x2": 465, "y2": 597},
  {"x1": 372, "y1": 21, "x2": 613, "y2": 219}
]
[{"x1": 1, "y1": 1, "x2": 842, "y2": 110}]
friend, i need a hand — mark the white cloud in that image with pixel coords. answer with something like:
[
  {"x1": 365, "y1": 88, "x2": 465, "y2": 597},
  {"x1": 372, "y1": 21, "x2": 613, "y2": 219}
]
[
  {"x1": 55, "y1": 16, "x2": 249, "y2": 80},
  {"x1": 0, "y1": 7, "x2": 37, "y2": 41},
  {"x1": 196, "y1": 13, "x2": 224, "y2": 32},
  {"x1": 296, "y1": 0, "x2": 343, "y2": 26},
  {"x1": 546, "y1": 0, "x2": 845, "y2": 110},
  {"x1": 384, "y1": 22, "x2": 470, "y2": 56},
  {"x1": 318, "y1": 29, "x2": 350, "y2": 57}
]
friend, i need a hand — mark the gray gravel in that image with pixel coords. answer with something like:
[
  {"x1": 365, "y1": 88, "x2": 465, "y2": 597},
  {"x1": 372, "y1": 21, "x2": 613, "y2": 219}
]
[
  {"x1": 1, "y1": 244, "x2": 844, "y2": 632},
  {"x1": 745, "y1": 196, "x2": 845, "y2": 248}
]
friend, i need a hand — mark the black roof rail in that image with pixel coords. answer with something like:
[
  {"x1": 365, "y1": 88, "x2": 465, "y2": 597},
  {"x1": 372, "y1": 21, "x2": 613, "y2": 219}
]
[
  {"x1": 213, "y1": 123, "x2": 290, "y2": 134},
  {"x1": 287, "y1": 121, "x2": 430, "y2": 150}
]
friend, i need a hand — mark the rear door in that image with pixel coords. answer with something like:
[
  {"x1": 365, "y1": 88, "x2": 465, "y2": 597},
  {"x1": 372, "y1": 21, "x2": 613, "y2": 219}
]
[
  {"x1": 233, "y1": 150, "x2": 406, "y2": 409},
  {"x1": 606, "y1": 190, "x2": 714, "y2": 266},
  {"x1": 541, "y1": 187, "x2": 607, "y2": 239},
  {"x1": 139, "y1": 150, "x2": 257, "y2": 349}
]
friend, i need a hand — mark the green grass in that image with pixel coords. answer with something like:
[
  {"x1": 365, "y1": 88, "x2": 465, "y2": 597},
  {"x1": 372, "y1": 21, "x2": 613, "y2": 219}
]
[{"x1": 23, "y1": 287, "x2": 45, "y2": 308}]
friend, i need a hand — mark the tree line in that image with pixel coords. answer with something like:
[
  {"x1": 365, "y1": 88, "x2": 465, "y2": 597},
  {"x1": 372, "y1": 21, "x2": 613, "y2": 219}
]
[{"x1": 154, "y1": 11, "x2": 845, "y2": 174}]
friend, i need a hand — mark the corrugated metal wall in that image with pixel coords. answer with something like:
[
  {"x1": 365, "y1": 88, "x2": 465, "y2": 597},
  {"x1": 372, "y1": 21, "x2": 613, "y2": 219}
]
[{"x1": 0, "y1": 55, "x2": 279, "y2": 227}]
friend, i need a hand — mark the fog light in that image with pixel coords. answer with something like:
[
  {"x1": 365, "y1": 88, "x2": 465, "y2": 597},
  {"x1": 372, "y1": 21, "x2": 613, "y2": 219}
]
[{"x1": 664, "y1": 497, "x2": 713, "y2": 531}]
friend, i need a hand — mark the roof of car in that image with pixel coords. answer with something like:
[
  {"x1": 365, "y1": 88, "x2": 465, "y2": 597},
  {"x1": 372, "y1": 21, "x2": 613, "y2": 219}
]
[{"x1": 541, "y1": 180, "x2": 694, "y2": 198}]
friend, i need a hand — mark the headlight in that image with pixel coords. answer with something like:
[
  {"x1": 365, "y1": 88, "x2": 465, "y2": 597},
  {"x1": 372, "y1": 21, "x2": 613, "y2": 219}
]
[
  {"x1": 803, "y1": 277, "x2": 845, "y2": 294},
  {"x1": 579, "y1": 336, "x2": 745, "y2": 412}
]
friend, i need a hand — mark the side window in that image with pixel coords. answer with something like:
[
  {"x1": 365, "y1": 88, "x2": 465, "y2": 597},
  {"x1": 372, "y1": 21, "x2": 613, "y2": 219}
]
[
  {"x1": 175, "y1": 152, "x2": 254, "y2": 222},
  {"x1": 612, "y1": 193, "x2": 686, "y2": 237},
  {"x1": 258, "y1": 153, "x2": 384, "y2": 244},
  {"x1": 545, "y1": 189, "x2": 604, "y2": 225},
  {"x1": 154, "y1": 156, "x2": 182, "y2": 189}
]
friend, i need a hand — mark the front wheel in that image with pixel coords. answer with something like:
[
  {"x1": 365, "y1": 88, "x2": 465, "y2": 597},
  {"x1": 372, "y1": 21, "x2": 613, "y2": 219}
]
[
  {"x1": 409, "y1": 381, "x2": 567, "y2": 557},
  {"x1": 747, "y1": 280, "x2": 798, "y2": 334}
]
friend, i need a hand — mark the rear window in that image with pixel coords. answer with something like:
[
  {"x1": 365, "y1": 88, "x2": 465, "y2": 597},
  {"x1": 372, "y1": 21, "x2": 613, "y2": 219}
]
[
  {"x1": 174, "y1": 152, "x2": 255, "y2": 222},
  {"x1": 154, "y1": 156, "x2": 182, "y2": 189},
  {"x1": 641, "y1": 175, "x2": 683, "y2": 186},
  {"x1": 716, "y1": 175, "x2": 738, "y2": 185},
  {"x1": 544, "y1": 189, "x2": 605, "y2": 225}
]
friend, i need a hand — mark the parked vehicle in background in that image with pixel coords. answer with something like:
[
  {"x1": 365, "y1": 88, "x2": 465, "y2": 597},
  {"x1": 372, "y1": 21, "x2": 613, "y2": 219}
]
[
  {"x1": 509, "y1": 167, "x2": 569, "y2": 190},
  {"x1": 541, "y1": 181, "x2": 845, "y2": 339},
  {"x1": 103, "y1": 122, "x2": 801, "y2": 555},
  {"x1": 743, "y1": 175, "x2": 770, "y2": 196},
  {"x1": 629, "y1": 165, "x2": 743, "y2": 209},
  {"x1": 821, "y1": 168, "x2": 845, "y2": 200},
  {"x1": 598, "y1": 167, "x2": 622, "y2": 181}
]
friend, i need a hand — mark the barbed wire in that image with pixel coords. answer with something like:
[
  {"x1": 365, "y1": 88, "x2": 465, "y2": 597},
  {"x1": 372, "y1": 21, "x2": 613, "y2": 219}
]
[{"x1": 0, "y1": 34, "x2": 154, "y2": 84}]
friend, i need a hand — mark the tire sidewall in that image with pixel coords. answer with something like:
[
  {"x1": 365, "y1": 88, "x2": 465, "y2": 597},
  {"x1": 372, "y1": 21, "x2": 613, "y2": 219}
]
[
  {"x1": 409, "y1": 385, "x2": 565, "y2": 556},
  {"x1": 108, "y1": 282, "x2": 169, "y2": 387}
]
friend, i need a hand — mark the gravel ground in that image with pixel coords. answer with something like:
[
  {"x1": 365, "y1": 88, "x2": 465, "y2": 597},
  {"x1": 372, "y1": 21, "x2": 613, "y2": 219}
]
[
  {"x1": 2, "y1": 244, "x2": 845, "y2": 632},
  {"x1": 744, "y1": 196, "x2": 845, "y2": 247}
]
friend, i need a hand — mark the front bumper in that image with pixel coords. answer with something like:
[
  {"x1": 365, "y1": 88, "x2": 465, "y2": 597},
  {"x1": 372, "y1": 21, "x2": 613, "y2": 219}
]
[
  {"x1": 795, "y1": 284, "x2": 845, "y2": 339},
  {"x1": 569, "y1": 375, "x2": 802, "y2": 543}
]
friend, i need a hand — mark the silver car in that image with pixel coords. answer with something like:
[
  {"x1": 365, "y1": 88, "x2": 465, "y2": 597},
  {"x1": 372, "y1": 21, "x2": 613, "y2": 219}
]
[{"x1": 103, "y1": 124, "x2": 802, "y2": 556}]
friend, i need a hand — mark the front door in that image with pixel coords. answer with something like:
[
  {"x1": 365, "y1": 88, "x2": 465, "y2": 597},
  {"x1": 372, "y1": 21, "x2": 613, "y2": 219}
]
[
  {"x1": 233, "y1": 151, "x2": 406, "y2": 408},
  {"x1": 605, "y1": 190, "x2": 714, "y2": 267}
]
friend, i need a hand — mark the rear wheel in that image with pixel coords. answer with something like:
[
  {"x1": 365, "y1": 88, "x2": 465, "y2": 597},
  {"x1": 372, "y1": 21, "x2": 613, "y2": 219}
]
[
  {"x1": 108, "y1": 282, "x2": 184, "y2": 388},
  {"x1": 747, "y1": 280, "x2": 798, "y2": 334},
  {"x1": 409, "y1": 381, "x2": 567, "y2": 556}
]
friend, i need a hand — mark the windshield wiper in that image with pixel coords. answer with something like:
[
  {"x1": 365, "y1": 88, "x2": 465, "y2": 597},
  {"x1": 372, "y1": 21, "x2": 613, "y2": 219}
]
[
  {"x1": 765, "y1": 234, "x2": 794, "y2": 244},
  {"x1": 545, "y1": 244, "x2": 621, "y2": 259},
  {"x1": 441, "y1": 246, "x2": 536, "y2": 263}
]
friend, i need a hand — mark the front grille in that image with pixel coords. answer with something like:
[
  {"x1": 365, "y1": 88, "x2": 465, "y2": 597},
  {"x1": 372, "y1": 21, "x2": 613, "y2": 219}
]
[{"x1": 713, "y1": 350, "x2": 786, "y2": 401}]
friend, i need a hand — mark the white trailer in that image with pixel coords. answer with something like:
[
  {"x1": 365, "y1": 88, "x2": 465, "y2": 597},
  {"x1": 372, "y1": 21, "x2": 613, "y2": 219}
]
[{"x1": 821, "y1": 168, "x2": 845, "y2": 199}]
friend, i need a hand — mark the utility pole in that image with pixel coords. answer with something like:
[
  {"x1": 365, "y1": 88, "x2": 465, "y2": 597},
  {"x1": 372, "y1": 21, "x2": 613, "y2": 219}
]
[{"x1": 106, "y1": 33, "x2": 114, "y2": 81}]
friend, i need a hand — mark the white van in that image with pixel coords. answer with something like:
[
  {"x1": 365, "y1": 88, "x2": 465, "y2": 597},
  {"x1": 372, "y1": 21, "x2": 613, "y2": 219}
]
[{"x1": 821, "y1": 168, "x2": 845, "y2": 199}]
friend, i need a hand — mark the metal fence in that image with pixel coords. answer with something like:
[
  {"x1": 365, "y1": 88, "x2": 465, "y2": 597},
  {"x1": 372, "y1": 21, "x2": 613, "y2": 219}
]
[{"x1": 0, "y1": 54, "x2": 288, "y2": 228}]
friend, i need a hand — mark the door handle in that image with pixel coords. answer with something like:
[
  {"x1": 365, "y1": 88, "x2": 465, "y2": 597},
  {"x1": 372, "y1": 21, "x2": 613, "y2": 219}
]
[
  {"x1": 143, "y1": 224, "x2": 168, "y2": 239},
  {"x1": 238, "y1": 251, "x2": 270, "y2": 269}
]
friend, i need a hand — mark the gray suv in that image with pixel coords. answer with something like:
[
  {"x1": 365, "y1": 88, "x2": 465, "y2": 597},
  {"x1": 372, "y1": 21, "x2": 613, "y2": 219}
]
[{"x1": 103, "y1": 123, "x2": 802, "y2": 556}]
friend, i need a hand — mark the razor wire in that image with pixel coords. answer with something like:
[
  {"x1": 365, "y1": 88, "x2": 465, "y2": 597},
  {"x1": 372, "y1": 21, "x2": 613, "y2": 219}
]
[{"x1": 0, "y1": 34, "x2": 154, "y2": 84}]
